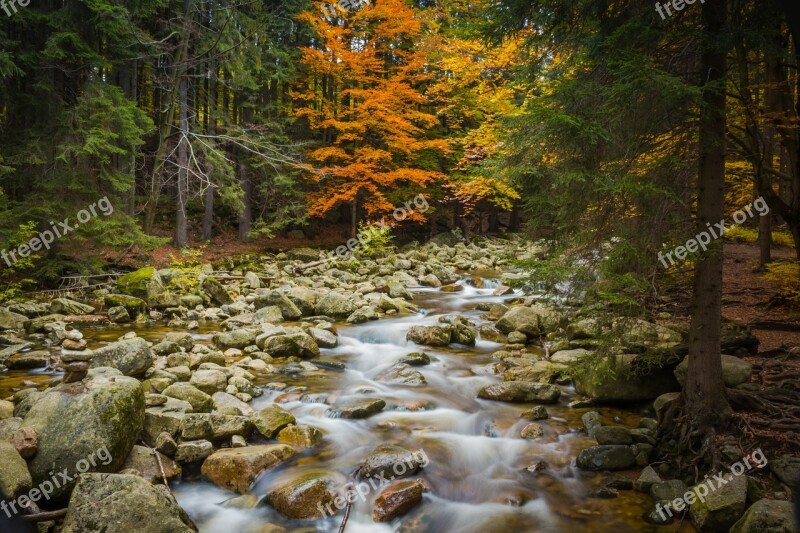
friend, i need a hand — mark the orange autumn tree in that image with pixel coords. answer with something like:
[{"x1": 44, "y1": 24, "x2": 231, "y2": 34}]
[{"x1": 295, "y1": 0, "x2": 448, "y2": 236}]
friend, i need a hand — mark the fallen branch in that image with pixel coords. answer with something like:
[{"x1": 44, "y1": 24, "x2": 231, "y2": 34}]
[{"x1": 22, "y1": 509, "x2": 68, "y2": 522}]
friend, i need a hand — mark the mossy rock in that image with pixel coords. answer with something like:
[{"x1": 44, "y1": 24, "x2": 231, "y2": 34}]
[{"x1": 116, "y1": 267, "x2": 165, "y2": 302}]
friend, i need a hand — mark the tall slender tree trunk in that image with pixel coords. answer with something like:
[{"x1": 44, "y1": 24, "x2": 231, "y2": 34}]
[
  {"x1": 144, "y1": 0, "x2": 193, "y2": 234},
  {"x1": 201, "y1": 58, "x2": 217, "y2": 241},
  {"x1": 238, "y1": 148, "x2": 252, "y2": 240},
  {"x1": 175, "y1": 77, "x2": 189, "y2": 248},
  {"x1": 684, "y1": 0, "x2": 732, "y2": 432}
]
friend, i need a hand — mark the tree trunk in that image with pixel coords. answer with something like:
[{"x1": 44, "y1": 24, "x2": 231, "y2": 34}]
[
  {"x1": 144, "y1": 0, "x2": 193, "y2": 234},
  {"x1": 684, "y1": 0, "x2": 732, "y2": 432},
  {"x1": 238, "y1": 156, "x2": 252, "y2": 241},
  {"x1": 201, "y1": 58, "x2": 217, "y2": 241},
  {"x1": 350, "y1": 195, "x2": 358, "y2": 239},
  {"x1": 175, "y1": 77, "x2": 189, "y2": 248}
]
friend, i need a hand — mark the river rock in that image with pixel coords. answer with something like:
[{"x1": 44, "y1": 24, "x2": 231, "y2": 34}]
[
  {"x1": 375, "y1": 363, "x2": 427, "y2": 386},
  {"x1": 90, "y1": 337, "x2": 153, "y2": 377},
  {"x1": 22, "y1": 369, "x2": 144, "y2": 498},
  {"x1": 122, "y1": 445, "x2": 181, "y2": 484},
  {"x1": 163, "y1": 383, "x2": 215, "y2": 413},
  {"x1": 213, "y1": 392, "x2": 254, "y2": 417},
  {"x1": 277, "y1": 425, "x2": 322, "y2": 448},
  {"x1": 373, "y1": 479, "x2": 429, "y2": 522},
  {"x1": 550, "y1": 348, "x2": 592, "y2": 364},
  {"x1": 202, "y1": 276, "x2": 233, "y2": 306},
  {"x1": 0, "y1": 440, "x2": 32, "y2": 498},
  {"x1": 690, "y1": 473, "x2": 747, "y2": 531},
  {"x1": 504, "y1": 361, "x2": 567, "y2": 384},
  {"x1": 357, "y1": 445, "x2": 425, "y2": 480},
  {"x1": 61, "y1": 473, "x2": 197, "y2": 533},
  {"x1": 105, "y1": 294, "x2": 148, "y2": 318},
  {"x1": 327, "y1": 398, "x2": 386, "y2": 419},
  {"x1": 573, "y1": 354, "x2": 680, "y2": 402},
  {"x1": 674, "y1": 354, "x2": 752, "y2": 388},
  {"x1": 50, "y1": 298, "x2": 95, "y2": 315},
  {"x1": 495, "y1": 306, "x2": 542, "y2": 336},
  {"x1": 729, "y1": 499, "x2": 796, "y2": 533},
  {"x1": 252, "y1": 405, "x2": 296, "y2": 438},
  {"x1": 520, "y1": 423, "x2": 544, "y2": 439},
  {"x1": 315, "y1": 292, "x2": 356, "y2": 318},
  {"x1": 117, "y1": 267, "x2": 166, "y2": 302},
  {"x1": 6, "y1": 350, "x2": 49, "y2": 369},
  {"x1": 254, "y1": 291, "x2": 302, "y2": 320},
  {"x1": 309, "y1": 327, "x2": 337, "y2": 348},
  {"x1": 190, "y1": 369, "x2": 228, "y2": 395},
  {"x1": 576, "y1": 445, "x2": 636, "y2": 471},
  {"x1": 201, "y1": 444, "x2": 295, "y2": 493},
  {"x1": 406, "y1": 325, "x2": 451, "y2": 347},
  {"x1": 212, "y1": 329, "x2": 258, "y2": 350},
  {"x1": 347, "y1": 306, "x2": 378, "y2": 324},
  {"x1": 478, "y1": 381, "x2": 561, "y2": 403},
  {"x1": 175, "y1": 440, "x2": 214, "y2": 463},
  {"x1": 0, "y1": 400, "x2": 13, "y2": 420},
  {"x1": 0, "y1": 308, "x2": 28, "y2": 331},
  {"x1": 595, "y1": 426, "x2": 633, "y2": 445},
  {"x1": 399, "y1": 352, "x2": 430, "y2": 366},
  {"x1": 267, "y1": 470, "x2": 345, "y2": 519}
]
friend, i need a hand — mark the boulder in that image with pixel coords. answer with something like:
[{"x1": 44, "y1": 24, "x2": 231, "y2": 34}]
[
  {"x1": 477, "y1": 382, "x2": 561, "y2": 403},
  {"x1": 573, "y1": 354, "x2": 680, "y2": 402},
  {"x1": 175, "y1": 440, "x2": 214, "y2": 463},
  {"x1": 212, "y1": 329, "x2": 258, "y2": 350},
  {"x1": 406, "y1": 325, "x2": 451, "y2": 347},
  {"x1": 375, "y1": 363, "x2": 427, "y2": 386},
  {"x1": 595, "y1": 426, "x2": 633, "y2": 445},
  {"x1": 729, "y1": 499, "x2": 796, "y2": 533},
  {"x1": 104, "y1": 294, "x2": 147, "y2": 318},
  {"x1": 252, "y1": 405, "x2": 296, "y2": 438},
  {"x1": 315, "y1": 292, "x2": 356, "y2": 318},
  {"x1": 576, "y1": 445, "x2": 636, "y2": 471},
  {"x1": 550, "y1": 348, "x2": 593, "y2": 364},
  {"x1": 122, "y1": 445, "x2": 180, "y2": 484},
  {"x1": 22, "y1": 369, "x2": 145, "y2": 498},
  {"x1": 674, "y1": 354, "x2": 752, "y2": 388},
  {"x1": 254, "y1": 291, "x2": 302, "y2": 320},
  {"x1": 690, "y1": 473, "x2": 747, "y2": 532},
  {"x1": 277, "y1": 425, "x2": 322, "y2": 448},
  {"x1": 201, "y1": 444, "x2": 294, "y2": 493},
  {"x1": 267, "y1": 470, "x2": 345, "y2": 519},
  {"x1": 162, "y1": 383, "x2": 215, "y2": 413},
  {"x1": 201, "y1": 276, "x2": 233, "y2": 306},
  {"x1": 0, "y1": 308, "x2": 28, "y2": 331},
  {"x1": 503, "y1": 361, "x2": 567, "y2": 384},
  {"x1": 90, "y1": 337, "x2": 153, "y2": 377},
  {"x1": 373, "y1": 479, "x2": 428, "y2": 522},
  {"x1": 495, "y1": 306, "x2": 542, "y2": 336},
  {"x1": 50, "y1": 298, "x2": 95, "y2": 315},
  {"x1": 357, "y1": 445, "x2": 426, "y2": 480},
  {"x1": 6, "y1": 350, "x2": 49, "y2": 369},
  {"x1": 61, "y1": 473, "x2": 196, "y2": 533},
  {"x1": 0, "y1": 440, "x2": 32, "y2": 498},
  {"x1": 189, "y1": 369, "x2": 228, "y2": 395},
  {"x1": 116, "y1": 267, "x2": 165, "y2": 302},
  {"x1": 326, "y1": 398, "x2": 386, "y2": 419},
  {"x1": 212, "y1": 392, "x2": 253, "y2": 417}
]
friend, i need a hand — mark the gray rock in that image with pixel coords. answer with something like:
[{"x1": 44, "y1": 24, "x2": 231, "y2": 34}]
[
  {"x1": 375, "y1": 363, "x2": 427, "y2": 386},
  {"x1": 90, "y1": 337, "x2": 153, "y2": 377},
  {"x1": 495, "y1": 306, "x2": 542, "y2": 336},
  {"x1": 202, "y1": 277, "x2": 233, "y2": 306},
  {"x1": 674, "y1": 354, "x2": 752, "y2": 388},
  {"x1": 315, "y1": 292, "x2": 357, "y2": 318},
  {"x1": 61, "y1": 473, "x2": 196, "y2": 533},
  {"x1": 595, "y1": 426, "x2": 633, "y2": 445},
  {"x1": 163, "y1": 383, "x2": 215, "y2": 413},
  {"x1": 477, "y1": 382, "x2": 561, "y2": 403},
  {"x1": 252, "y1": 405, "x2": 296, "y2": 438},
  {"x1": 327, "y1": 398, "x2": 386, "y2": 419},
  {"x1": 406, "y1": 325, "x2": 452, "y2": 347},
  {"x1": 690, "y1": 473, "x2": 747, "y2": 532},
  {"x1": 50, "y1": 298, "x2": 95, "y2": 315},
  {"x1": 22, "y1": 369, "x2": 145, "y2": 498},
  {"x1": 729, "y1": 499, "x2": 796, "y2": 533},
  {"x1": 0, "y1": 440, "x2": 32, "y2": 498},
  {"x1": 576, "y1": 445, "x2": 636, "y2": 471}
]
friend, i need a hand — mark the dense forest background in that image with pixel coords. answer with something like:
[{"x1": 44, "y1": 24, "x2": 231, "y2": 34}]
[{"x1": 1, "y1": 0, "x2": 799, "y2": 308}]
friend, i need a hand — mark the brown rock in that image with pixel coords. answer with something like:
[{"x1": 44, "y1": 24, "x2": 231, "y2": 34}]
[
  {"x1": 11, "y1": 427, "x2": 37, "y2": 459},
  {"x1": 62, "y1": 339, "x2": 88, "y2": 351},
  {"x1": 201, "y1": 444, "x2": 294, "y2": 494},
  {"x1": 63, "y1": 361, "x2": 89, "y2": 383},
  {"x1": 373, "y1": 479, "x2": 429, "y2": 522},
  {"x1": 277, "y1": 425, "x2": 322, "y2": 448}
]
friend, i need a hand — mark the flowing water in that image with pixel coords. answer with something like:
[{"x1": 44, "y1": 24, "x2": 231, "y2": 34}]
[{"x1": 0, "y1": 279, "x2": 667, "y2": 532}]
